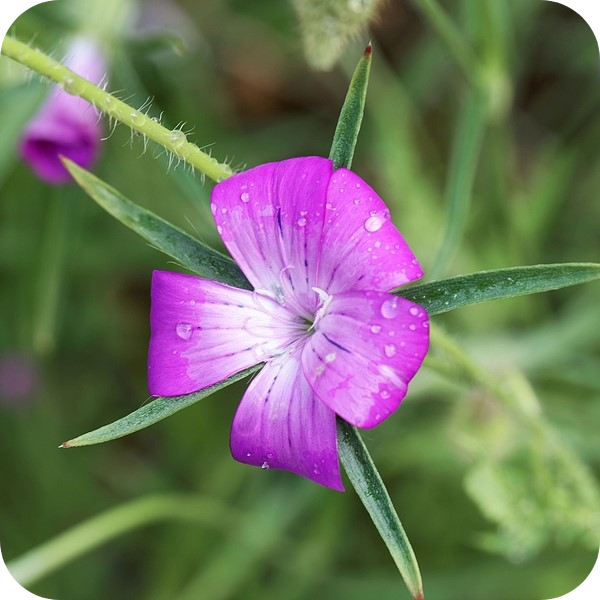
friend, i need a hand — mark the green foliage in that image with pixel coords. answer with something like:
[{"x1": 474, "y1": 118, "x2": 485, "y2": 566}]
[{"x1": 1, "y1": 1, "x2": 599, "y2": 599}]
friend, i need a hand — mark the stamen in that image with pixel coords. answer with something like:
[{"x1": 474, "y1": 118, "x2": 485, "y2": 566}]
[{"x1": 309, "y1": 287, "x2": 334, "y2": 332}]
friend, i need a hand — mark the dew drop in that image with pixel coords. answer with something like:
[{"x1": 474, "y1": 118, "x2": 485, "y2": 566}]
[
  {"x1": 261, "y1": 461, "x2": 270, "y2": 470},
  {"x1": 297, "y1": 217, "x2": 307, "y2": 227},
  {"x1": 189, "y1": 299, "x2": 196, "y2": 305},
  {"x1": 240, "y1": 192, "x2": 250, "y2": 203},
  {"x1": 364, "y1": 214, "x2": 384, "y2": 232},
  {"x1": 221, "y1": 207, "x2": 228, "y2": 214},
  {"x1": 176, "y1": 322, "x2": 193, "y2": 340},
  {"x1": 408, "y1": 323, "x2": 417, "y2": 331},
  {"x1": 170, "y1": 130, "x2": 187, "y2": 148},
  {"x1": 62, "y1": 76, "x2": 81, "y2": 95},
  {"x1": 130, "y1": 111, "x2": 145, "y2": 125},
  {"x1": 370, "y1": 324, "x2": 382, "y2": 334},
  {"x1": 381, "y1": 297, "x2": 399, "y2": 318},
  {"x1": 210, "y1": 202, "x2": 217, "y2": 215},
  {"x1": 325, "y1": 352, "x2": 337, "y2": 363},
  {"x1": 252, "y1": 345, "x2": 267, "y2": 360},
  {"x1": 380, "y1": 389, "x2": 391, "y2": 399},
  {"x1": 217, "y1": 225, "x2": 223, "y2": 235},
  {"x1": 246, "y1": 452, "x2": 252, "y2": 457},
  {"x1": 384, "y1": 343, "x2": 397, "y2": 357},
  {"x1": 374, "y1": 241, "x2": 381, "y2": 249},
  {"x1": 353, "y1": 198, "x2": 360, "y2": 205},
  {"x1": 409, "y1": 306, "x2": 420, "y2": 316}
]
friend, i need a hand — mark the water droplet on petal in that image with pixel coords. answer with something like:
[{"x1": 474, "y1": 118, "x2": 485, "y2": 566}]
[
  {"x1": 176, "y1": 322, "x2": 193, "y2": 340},
  {"x1": 240, "y1": 192, "x2": 250, "y2": 203},
  {"x1": 380, "y1": 389, "x2": 391, "y2": 399},
  {"x1": 297, "y1": 217, "x2": 307, "y2": 227},
  {"x1": 409, "y1": 306, "x2": 420, "y2": 316},
  {"x1": 381, "y1": 297, "x2": 399, "y2": 318},
  {"x1": 364, "y1": 215, "x2": 384, "y2": 232},
  {"x1": 217, "y1": 225, "x2": 223, "y2": 235},
  {"x1": 384, "y1": 343, "x2": 397, "y2": 357},
  {"x1": 409, "y1": 323, "x2": 417, "y2": 331},
  {"x1": 370, "y1": 325, "x2": 382, "y2": 334},
  {"x1": 210, "y1": 203, "x2": 217, "y2": 215},
  {"x1": 261, "y1": 461, "x2": 270, "y2": 470}
]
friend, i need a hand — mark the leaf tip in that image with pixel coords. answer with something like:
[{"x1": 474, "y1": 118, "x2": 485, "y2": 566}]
[
  {"x1": 59, "y1": 441, "x2": 72, "y2": 449},
  {"x1": 364, "y1": 41, "x2": 372, "y2": 57}
]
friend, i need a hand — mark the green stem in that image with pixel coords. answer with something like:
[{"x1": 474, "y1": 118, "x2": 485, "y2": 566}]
[
  {"x1": 411, "y1": 0, "x2": 480, "y2": 86},
  {"x1": 7, "y1": 494, "x2": 237, "y2": 588},
  {"x1": 32, "y1": 188, "x2": 71, "y2": 355},
  {"x1": 429, "y1": 89, "x2": 487, "y2": 279},
  {"x1": 1, "y1": 36, "x2": 232, "y2": 183}
]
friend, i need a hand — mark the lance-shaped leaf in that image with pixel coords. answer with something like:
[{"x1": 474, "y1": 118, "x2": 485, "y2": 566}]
[
  {"x1": 397, "y1": 263, "x2": 600, "y2": 316},
  {"x1": 60, "y1": 366, "x2": 260, "y2": 448},
  {"x1": 329, "y1": 42, "x2": 372, "y2": 170},
  {"x1": 64, "y1": 159, "x2": 250, "y2": 290},
  {"x1": 337, "y1": 418, "x2": 424, "y2": 600}
]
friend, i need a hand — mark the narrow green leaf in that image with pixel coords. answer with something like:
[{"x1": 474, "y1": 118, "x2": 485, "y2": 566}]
[
  {"x1": 7, "y1": 494, "x2": 235, "y2": 587},
  {"x1": 330, "y1": 47, "x2": 423, "y2": 600},
  {"x1": 63, "y1": 160, "x2": 250, "y2": 289},
  {"x1": 329, "y1": 43, "x2": 372, "y2": 170},
  {"x1": 337, "y1": 419, "x2": 424, "y2": 600},
  {"x1": 398, "y1": 263, "x2": 600, "y2": 316},
  {"x1": 61, "y1": 366, "x2": 260, "y2": 447}
]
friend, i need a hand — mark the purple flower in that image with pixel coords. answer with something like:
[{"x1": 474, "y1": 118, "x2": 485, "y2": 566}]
[
  {"x1": 148, "y1": 157, "x2": 429, "y2": 490},
  {"x1": 19, "y1": 37, "x2": 106, "y2": 185},
  {"x1": 0, "y1": 352, "x2": 39, "y2": 408}
]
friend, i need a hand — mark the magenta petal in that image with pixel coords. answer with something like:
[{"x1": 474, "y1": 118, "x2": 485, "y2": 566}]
[
  {"x1": 317, "y1": 168, "x2": 424, "y2": 294},
  {"x1": 148, "y1": 271, "x2": 302, "y2": 396},
  {"x1": 230, "y1": 348, "x2": 344, "y2": 491},
  {"x1": 302, "y1": 291, "x2": 429, "y2": 428},
  {"x1": 210, "y1": 157, "x2": 334, "y2": 316}
]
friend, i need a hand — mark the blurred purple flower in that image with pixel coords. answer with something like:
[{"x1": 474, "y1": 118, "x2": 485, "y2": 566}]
[
  {"x1": 0, "y1": 353, "x2": 39, "y2": 408},
  {"x1": 19, "y1": 37, "x2": 106, "y2": 185},
  {"x1": 148, "y1": 157, "x2": 429, "y2": 490}
]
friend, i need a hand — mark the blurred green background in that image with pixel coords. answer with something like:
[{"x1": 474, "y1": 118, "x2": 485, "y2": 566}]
[{"x1": 1, "y1": 1, "x2": 599, "y2": 599}]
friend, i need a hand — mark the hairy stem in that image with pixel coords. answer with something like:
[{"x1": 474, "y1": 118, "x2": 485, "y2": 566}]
[{"x1": 1, "y1": 36, "x2": 233, "y2": 182}]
